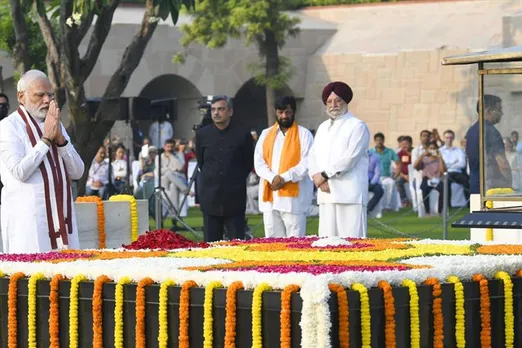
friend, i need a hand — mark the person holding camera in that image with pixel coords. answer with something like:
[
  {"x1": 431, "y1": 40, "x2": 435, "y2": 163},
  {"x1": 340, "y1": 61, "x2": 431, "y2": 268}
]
[
  {"x1": 414, "y1": 141, "x2": 446, "y2": 217},
  {"x1": 195, "y1": 95, "x2": 254, "y2": 242}
]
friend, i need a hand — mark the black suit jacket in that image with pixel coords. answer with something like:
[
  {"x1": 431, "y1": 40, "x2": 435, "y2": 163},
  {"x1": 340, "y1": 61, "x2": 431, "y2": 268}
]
[{"x1": 195, "y1": 121, "x2": 254, "y2": 216}]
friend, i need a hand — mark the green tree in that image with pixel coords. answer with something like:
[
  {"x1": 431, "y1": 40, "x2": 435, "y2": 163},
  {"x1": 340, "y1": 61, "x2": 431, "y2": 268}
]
[
  {"x1": 8, "y1": 0, "x2": 195, "y2": 194},
  {"x1": 178, "y1": 0, "x2": 301, "y2": 126},
  {"x1": 0, "y1": 0, "x2": 54, "y2": 90}
]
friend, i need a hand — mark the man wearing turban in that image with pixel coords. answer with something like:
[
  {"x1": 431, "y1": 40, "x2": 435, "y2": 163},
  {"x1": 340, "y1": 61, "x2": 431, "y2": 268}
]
[{"x1": 308, "y1": 81, "x2": 370, "y2": 238}]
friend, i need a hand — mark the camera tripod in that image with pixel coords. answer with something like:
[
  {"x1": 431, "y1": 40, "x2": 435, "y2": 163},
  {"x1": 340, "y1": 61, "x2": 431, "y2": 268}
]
[{"x1": 151, "y1": 113, "x2": 200, "y2": 238}]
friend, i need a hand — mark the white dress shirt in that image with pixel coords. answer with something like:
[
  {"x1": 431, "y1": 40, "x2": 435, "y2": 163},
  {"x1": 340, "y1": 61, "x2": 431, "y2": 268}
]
[
  {"x1": 308, "y1": 111, "x2": 370, "y2": 205},
  {"x1": 87, "y1": 160, "x2": 109, "y2": 188},
  {"x1": 254, "y1": 125, "x2": 314, "y2": 214},
  {"x1": 440, "y1": 145, "x2": 466, "y2": 173},
  {"x1": 112, "y1": 159, "x2": 128, "y2": 179}
]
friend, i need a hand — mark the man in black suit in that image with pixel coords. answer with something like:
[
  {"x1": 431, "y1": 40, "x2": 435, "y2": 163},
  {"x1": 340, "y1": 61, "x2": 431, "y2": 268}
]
[{"x1": 195, "y1": 95, "x2": 254, "y2": 242}]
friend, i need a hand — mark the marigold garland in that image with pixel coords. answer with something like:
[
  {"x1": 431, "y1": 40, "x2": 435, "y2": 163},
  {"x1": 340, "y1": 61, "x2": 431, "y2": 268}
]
[
  {"x1": 135, "y1": 277, "x2": 154, "y2": 348},
  {"x1": 109, "y1": 194, "x2": 139, "y2": 241},
  {"x1": 224, "y1": 281, "x2": 244, "y2": 348},
  {"x1": 423, "y1": 278, "x2": 444, "y2": 348},
  {"x1": 28, "y1": 272, "x2": 46, "y2": 348},
  {"x1": 92, "y1": 275, "x2": 112, "y2": 348},
  {"x1": 401, "y1": 279, "x2": 420, "y2": 348},
  {"x1": 252, "y1": 282, "x2": 273, "y2": 348},
  {"x1": 178, "y1": 280, "x2": 197, "y2": 348},
  {"x1": 76, "y1": 195, "x2": 106, "y2": 248},
  {"x1": 8, "y1": 272, "x2": 26, "y2": 348},
  {"x1": 280, "y1": 284, "x2": 301, "y2": 348},
  {"x1": 328, "y1": 283, "x2": 350, "y2": 348},
  {"x1": 158, "y1": 279, "x2": 177, "y2": 348},
  {"x1": 351, "y1": 283, "x2": 371, "y2": 348},
  {"x1": 203, "y1": 281, "x2": 223, "y2": 348},
  {"x1": 495, "y1": 271, "x2": 514, "y2": 348},
  {"x1": 472, "y1": 274, "x2": 491, "y2": 348},
  {"x1": 69, "y1": 274, "x2": 87, "y2": 348},
  {"x1": 49, "y1": 274, "x2": 64, "y2": 348},
  {"x1": 114, "y1": 276, "x2": 132, "y2": 348},
  {"x1": 448, "y1": 276, "x2": 466, "y2": 348},
  {"x1": 378, "y1": 281, "x2": 396, "y2": 348}
]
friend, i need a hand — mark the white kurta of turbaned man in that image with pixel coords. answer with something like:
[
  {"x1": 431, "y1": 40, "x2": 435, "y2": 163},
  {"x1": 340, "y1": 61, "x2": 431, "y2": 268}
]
[
  {"x1": 254, "y1": 125, "x2": 314, "y2": 215},
  {"x1": 308, "y1": 111, "x2": 370, "y2": 205},
  {"x1": 0, "y1": 107, "x2": 84, "y2": 253}
]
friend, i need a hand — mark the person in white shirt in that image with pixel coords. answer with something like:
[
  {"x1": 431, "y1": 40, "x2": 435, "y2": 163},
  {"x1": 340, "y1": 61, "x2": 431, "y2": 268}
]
[
  {"x1": 156, "y1": 138, "x2": 191, "y2": 216},
  {"x1": 149, "y1": 120, "x2": 174, "y2": 149},
  {"x1": 254, "y1": 96, "x2": 313, "y2": 237},
  {"x1": 0, "y1": 70, "x2": 84, "y2": 253},
  {"x1": 112, "y1": 144, "x2": 128, "y2": 193},
  {"x1": 411, "y1": 130, "x2": 432, "y2": 209},
  {"x1": 440, "y1": 129, "x2": 469, "y2": 204},
  {"x1": 309, "y1": 81, "x2": 370, "y2": 238},
  {"x1": 86, "y1": 146, "x2": 109, "y2": 198}
]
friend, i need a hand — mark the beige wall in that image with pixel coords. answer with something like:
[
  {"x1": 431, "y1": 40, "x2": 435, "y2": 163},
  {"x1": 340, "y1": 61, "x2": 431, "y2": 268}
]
[{"x1": 300, "y1": 49, "x2": 478, "y2": 147}]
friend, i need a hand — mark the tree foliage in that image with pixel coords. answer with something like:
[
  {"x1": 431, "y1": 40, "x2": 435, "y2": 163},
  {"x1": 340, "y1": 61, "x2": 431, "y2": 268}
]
[
  {"x1": 179, "y1": 0, "x2": 301, "y2": 125},
  {"x1": 0, "y1": 0, "x2": 55, "y2": 79}
]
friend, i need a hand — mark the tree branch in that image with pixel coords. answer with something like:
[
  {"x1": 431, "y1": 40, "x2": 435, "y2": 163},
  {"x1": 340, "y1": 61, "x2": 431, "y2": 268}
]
[
  {"x1": 35, "y1": 0, "x2": 61, "y2": 70},
  {"x1": 79, "y1": 0, "x2": 120, "y2": 81},
  {"x1": 10, "y1": 0, "x2": 30, "y2": 74},
  {"x1": 76, "y1": 11, "x2": 95, "y2": 45},
  {"x1": 101, "y1": 0, "x2": 158, "y2": 99}
]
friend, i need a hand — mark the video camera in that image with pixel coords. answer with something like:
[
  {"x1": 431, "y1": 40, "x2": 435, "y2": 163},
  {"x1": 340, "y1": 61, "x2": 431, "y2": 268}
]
[{"x1": 192, "y1": 97, "x2": 213, "y2": 132}]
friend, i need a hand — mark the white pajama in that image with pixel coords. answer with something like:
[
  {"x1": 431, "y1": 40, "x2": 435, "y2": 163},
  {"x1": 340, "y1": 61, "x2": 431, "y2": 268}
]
[
  {"x1": 380, "y1": 177, "x2": 396, "y2": 210},
  {"x1": 318, "y1": 203, "x2": 367, "y2": 238},
  {"x1": 263, "y1": 210, "x2": 307, "y2": 238}
]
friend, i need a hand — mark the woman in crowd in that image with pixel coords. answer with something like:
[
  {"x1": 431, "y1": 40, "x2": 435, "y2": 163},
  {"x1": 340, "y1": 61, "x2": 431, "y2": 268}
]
[
  {"x1": 414, "y1": 141, "x2": 446, "y2": 217},
  {"x1": 112, "y1": 144, "x2": 128, "y2": 193}
]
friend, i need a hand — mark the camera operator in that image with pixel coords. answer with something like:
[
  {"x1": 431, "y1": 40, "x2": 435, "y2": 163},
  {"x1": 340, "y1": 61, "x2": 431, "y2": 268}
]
[
  {"x1": 0, "y1": 93, "x2": 10, "y2": 204},
  {"x1": 195, "y1": 95, "x2": 254, "y2": 242}
]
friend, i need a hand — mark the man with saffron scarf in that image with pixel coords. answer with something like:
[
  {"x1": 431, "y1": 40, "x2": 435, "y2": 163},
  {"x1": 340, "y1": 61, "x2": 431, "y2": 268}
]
[
  {"x1": 254, "y1": 96, "x2": 313, "y2": 237},
  {"x1": 309, "y1": 81, "x2": 370, "y2": 238},
  {"x1": 0, "y1": 70, "x2": 84, "y2": 253}
]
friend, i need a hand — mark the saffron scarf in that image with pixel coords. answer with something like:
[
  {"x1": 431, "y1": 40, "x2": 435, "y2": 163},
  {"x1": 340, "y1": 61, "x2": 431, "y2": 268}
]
[
  {"x1": 262, "y1": 122, "x2": 300, "y2": 202},
  {"x1": 18, "y1": 106, "x2": 72, "y2": 249}
]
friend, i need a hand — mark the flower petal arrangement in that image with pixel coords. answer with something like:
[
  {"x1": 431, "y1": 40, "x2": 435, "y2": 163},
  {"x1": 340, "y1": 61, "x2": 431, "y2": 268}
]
[{"x1": 3, "y1": 234, "x2": 522, "y2": 347}]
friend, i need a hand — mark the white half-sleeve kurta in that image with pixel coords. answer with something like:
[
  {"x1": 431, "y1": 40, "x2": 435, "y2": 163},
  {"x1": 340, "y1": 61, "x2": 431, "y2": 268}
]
[
  {"x1": 0, "y1": 111, "x2": 84, "y2": 253},
  {"x1": 308, "y1": 111, "x2": 370, "y2": 238},
  {"x1": 254, "y1": 125, "x2": 314, "y2": 215}
]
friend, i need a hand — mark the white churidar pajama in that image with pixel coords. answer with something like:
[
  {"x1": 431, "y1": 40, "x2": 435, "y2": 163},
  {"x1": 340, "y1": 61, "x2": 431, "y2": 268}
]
[
  {"x1": 318, "y1": 204, "x2": 367, "y2": 238},
  {"x1": 0, "y1": 108, "x2": 85, "y2": 253},
  {"x1": 309, "y1": 111, "x2": 370, "y2": 238},
  {"x1": 263, "y1": 210, "x2": 307, "y2": 238},
  {"x1": 254, "y1": 125, "x2": 314, "y2": 238}
]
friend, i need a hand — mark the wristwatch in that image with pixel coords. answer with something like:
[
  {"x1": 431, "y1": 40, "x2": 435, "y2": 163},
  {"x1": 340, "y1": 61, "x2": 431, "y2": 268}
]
[
  {"x1": 56, "y1": 139, "x2": 69, "y2": 147},
  {"x1": 321, "y1": 171, "x2": 329, "y2": 180}
]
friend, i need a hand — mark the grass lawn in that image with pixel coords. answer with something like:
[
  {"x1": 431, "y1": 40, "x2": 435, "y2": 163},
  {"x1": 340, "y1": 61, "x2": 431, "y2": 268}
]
[{"x1": 150, "y1": 206, "x2": 470, "y2": 241}]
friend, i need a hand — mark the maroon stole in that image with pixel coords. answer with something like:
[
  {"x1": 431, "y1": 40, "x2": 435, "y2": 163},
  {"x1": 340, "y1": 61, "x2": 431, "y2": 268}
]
[{"x1": 17, "y1": 107, "x2": 72, "y2": 249}]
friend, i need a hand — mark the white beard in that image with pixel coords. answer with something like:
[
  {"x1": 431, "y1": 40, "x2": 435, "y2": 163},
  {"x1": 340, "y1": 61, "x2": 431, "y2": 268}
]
[
  {"x1": 326, "y1": 104, "x2": 348, "y2": 120},
  {"x1": 24, "y1": 104, "x2": 48, "y2": 120}
]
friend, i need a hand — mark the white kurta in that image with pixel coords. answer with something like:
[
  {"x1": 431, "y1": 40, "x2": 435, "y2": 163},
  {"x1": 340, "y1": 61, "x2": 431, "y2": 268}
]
[
  {"x1": 254, "y1": 125, "x2": 314, "y2": 237},
  {"x1": 0, "y1": 110, "x2": 85, "y2": 253},
  {"x1": 308, "y1": 111, "x2": 370, "y2": 238}
]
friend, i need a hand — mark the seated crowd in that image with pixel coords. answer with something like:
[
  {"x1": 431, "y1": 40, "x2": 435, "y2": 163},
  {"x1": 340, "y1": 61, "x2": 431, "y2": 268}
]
[{"x1": 367, "y1": 128, "x2": 470, "y2": 218}]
